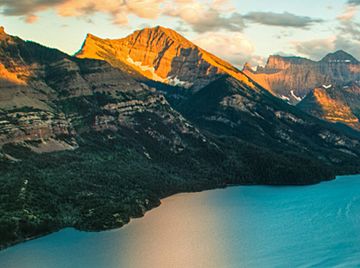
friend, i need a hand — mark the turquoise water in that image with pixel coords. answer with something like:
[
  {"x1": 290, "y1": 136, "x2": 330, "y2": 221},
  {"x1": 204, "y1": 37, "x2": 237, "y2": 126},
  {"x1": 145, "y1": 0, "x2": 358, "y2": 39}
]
[{"x1": 1, "y1": 175, "x2": 360, "y2": 268}]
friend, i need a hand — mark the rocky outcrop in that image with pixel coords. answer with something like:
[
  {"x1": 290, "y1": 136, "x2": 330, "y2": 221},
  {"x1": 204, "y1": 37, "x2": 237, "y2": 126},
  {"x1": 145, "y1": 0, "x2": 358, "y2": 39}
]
[
  {"x1": 243, "y1": 51, "x2": 360, "y2": 104},
  {"x1": 76, "y1": 26, "x2": 254, "y2": 91},
  {"x1": 93, "y1": 93, "x2": 205, "y2": 153},
  {"x1": 0, "y1": 110, "x2": 74, "y2": 145}
]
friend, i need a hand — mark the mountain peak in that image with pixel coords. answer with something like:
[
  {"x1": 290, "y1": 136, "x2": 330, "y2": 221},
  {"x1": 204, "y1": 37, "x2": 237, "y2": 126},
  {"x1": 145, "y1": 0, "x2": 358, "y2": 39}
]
[
  {"x1": 321, "y1": 50, "x2": 358, "y2": 63},
  {"x1": 85, "y1": 33, "x2": 100, "y2": 40},
  {"x1": 0, "y1": 26, "x2": 8, "y2": 40},
  {"x1": 77, "y1": 26, "x2": 254, "y2": 90},
  {"x1": 147, "y1": 25, "x2": 172, "y2": 33},
  {"x1": 129, "y1": 25, "x2": 193, "y2": 47}
]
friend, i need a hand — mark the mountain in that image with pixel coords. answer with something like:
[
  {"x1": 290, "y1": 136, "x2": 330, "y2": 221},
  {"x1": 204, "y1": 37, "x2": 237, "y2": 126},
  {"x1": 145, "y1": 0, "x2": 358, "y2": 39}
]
[
  {"x1": 179, "y1": 75, "x2": 360, "y2": 175},
  {"x1": 2, "y1": 26, "x2": 360, "y2": 250},
  {"x1": 76, "y1": 26, "x2": 254, "y2": 91},
  {"x1": 321, "y1": 50, "x2": 359, "y2": 63},
  {"x1": 243, "y1": 50, "x2": 360, "y2": 104},
  {"x1": 0, "y1": 27, "x2": 229, "y2": 249},
  {"x1": 298, "y1": 83, "x2": 360, "y2": 129}
]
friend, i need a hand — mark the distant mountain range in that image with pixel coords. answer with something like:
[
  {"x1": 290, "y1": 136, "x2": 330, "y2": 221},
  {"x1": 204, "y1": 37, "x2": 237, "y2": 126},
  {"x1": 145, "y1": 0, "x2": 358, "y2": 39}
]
[
  {"x1": 243, "y1": 50, "x2": 360, "y2": 128},
  {"x1": 1, "y1": 25, "x2": 360, "y2": 249},
  {"x1": 243, "y1": 50, "x2": 360, "y2": 103}
]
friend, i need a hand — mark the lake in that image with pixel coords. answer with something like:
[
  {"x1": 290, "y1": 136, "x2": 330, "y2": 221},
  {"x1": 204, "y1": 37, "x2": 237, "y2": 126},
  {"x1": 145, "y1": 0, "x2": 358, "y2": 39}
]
[{"x1": 1, "y1": 175, "x2": 360, "y2": 267}]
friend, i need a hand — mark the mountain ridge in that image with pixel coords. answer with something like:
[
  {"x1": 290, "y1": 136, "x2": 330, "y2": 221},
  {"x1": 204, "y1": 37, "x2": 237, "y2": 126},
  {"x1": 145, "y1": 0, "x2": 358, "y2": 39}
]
[
  {"x1": 76, "y1": 25, "x2": 255, "y2": 91},
  {"x1": 243, "y1": 50, "x2": 360, "y2": 104}
]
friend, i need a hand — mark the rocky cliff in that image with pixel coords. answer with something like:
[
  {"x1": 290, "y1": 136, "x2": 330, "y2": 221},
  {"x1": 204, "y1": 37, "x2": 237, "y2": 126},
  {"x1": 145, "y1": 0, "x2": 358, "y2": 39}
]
[
  {"x1": 243, "y1": 51, "x2": 360, "y2": 104},
  {"x1": 76, "y1": 26, "x2": 254, "y2": 91},
  {"x1": 298, "y1": 83, "x2": 360, "y2": 129}
]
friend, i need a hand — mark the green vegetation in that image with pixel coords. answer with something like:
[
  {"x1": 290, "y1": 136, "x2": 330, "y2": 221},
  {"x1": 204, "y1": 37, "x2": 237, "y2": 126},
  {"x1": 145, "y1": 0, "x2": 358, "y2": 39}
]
[
  {"x1": 0, "y1": 127, "x2": 222, "y2": 249},
  {"x1": 0, "y1": 124, "x2": 342, "y2": 250}
]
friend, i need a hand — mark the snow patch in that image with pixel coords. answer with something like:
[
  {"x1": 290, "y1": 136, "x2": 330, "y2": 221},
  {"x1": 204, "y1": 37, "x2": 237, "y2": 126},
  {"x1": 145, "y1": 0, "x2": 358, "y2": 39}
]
[
  {"x1": 328, "y1": 60, "x2": 352, "y2": 63},
  {"x1": 126, "y1": 56, "x2": 193, "y2": 88},
  {"x1": 280, "y1": 95, "x2": 290, "y2": 101},
  {"x1": 290, "y1": 90, "x2": 302, "y2": 101},
  {"x1": 126, "y1": 56, "x2": 166, "y2": 83},
  {"x1": 167, "y1": 76, "x2": 193, "y2": 89}
]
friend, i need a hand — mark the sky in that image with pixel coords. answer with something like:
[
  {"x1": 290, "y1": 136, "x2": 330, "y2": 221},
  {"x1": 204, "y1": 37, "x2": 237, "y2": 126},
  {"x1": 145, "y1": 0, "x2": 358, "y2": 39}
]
[{"x1": 0, "y1": 0, "x2": 359, "y2": 67}]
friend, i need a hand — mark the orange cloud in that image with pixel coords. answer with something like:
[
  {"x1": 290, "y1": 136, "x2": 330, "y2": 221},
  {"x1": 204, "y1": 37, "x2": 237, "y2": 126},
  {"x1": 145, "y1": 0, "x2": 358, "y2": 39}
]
[
  {"x1": 24, "y1": 14, "x2": 38, "y2": 23},
  {"x1": 56, "y1": 0, "x2": 164, "y2": 24},
  {"x1": 337, "y1": 5, "x2": 359, "y2": 21}
]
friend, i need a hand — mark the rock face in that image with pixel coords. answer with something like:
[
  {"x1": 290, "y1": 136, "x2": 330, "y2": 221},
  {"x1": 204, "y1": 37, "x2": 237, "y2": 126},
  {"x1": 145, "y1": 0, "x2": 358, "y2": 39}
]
[
  {"x1": 243, "y1": 51, "x2": 360, "y2": 104},
  {"x1": 0, "y1": 110, "x2": 74, "y2": 145},
  {"x1": 0, "y1": 28, "x2": 203, "y2": 152},
  {"x1": 76, "y1": 26, "x2": 254, "y2": 91},
  {"x1": 298, "y1": 83, "x2": 360, "y2": 129}
]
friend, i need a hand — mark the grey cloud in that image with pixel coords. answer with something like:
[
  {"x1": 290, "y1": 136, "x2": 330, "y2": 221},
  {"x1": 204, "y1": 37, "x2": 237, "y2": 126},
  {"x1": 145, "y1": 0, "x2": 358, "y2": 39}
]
[
  {"x1": 338, "y1": 20, "x2": 360, "y2": 40},
  {"x1": 336, "y1": 19, "x2": 360, "y2": 59},
  {"x1": 293, "y1": 39, "x2": 334, "y2": 60},
  {"x1": 348, "y1": 0, "x2": 360, "y2": 5},
  {"x1": 0, "y1": 0, "x2": 65, "y2": 16},
  {"x1": 293, "y1": 37, "x2": 360, "y2": 61},
  {"x1": 243, "y1": 12, "x2": 323, "y2": 28},
  {"x1": 191, "y1": 12, "x2": 244, "y2": 33},
  {"x1": 165, "y1": 8, "x2": 245, "y2": 33}
]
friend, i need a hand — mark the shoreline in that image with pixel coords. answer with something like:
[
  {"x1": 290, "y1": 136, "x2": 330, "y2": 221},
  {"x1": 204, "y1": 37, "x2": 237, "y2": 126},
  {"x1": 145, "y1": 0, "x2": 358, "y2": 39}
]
[{"x1": 0, "y1": 174, "x2": 342, "y2": 252}]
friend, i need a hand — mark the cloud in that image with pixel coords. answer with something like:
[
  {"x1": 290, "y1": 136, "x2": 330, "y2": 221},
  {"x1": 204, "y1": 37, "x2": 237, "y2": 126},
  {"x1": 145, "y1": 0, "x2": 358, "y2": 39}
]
[
  {"x1": 193, "y1": 32, "x2": 264, "y2": 67},
  {"x1": 57, "y1": 0, "x2": 164, "y2": 24},
  {"x1": 171, "y1": 11, "x2": 245, "y2": 33},
  {"x1": 24, "y1": 14, "x2": 38, "y2": 23},
  {"x1": 338, "y1": 20, "x2": 360, "y2": 40},
  {"x1": 334, "y1": 36, "x2": 360, "y2": 59},
  {"x1": 243, "y1": 12, "x2": 323, "y2": 28},
  {"x1": 337, "y1": 5, "x2": 359, "y2": 21},
  {"x1": 0, "y1": 0, "x2": 244, "y2": 32},
  {"x1": 292, "y1": 36, "x2": 360, "y2": 60},
  {"x1": 348, "y1": 0, "x2": 360, "y2": 6},
  {"x1": 0, "y1": 0, "x2": 165, "y2": 25},
  {"x1": 292, "y1": 37, "x2": 336, "y2": 60},
  {"x1": 293, "y1": 0, "x2": 360, "y2": 61},
  {"x1": 337, "y1": 1, "x2": 360, "y2": 40},
  {"x1": 164, "y1": 0, "x2": 244, "y2": 33},
  {"x1": 0, "y1": 0, "x2": 64, "y2": 16}
]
